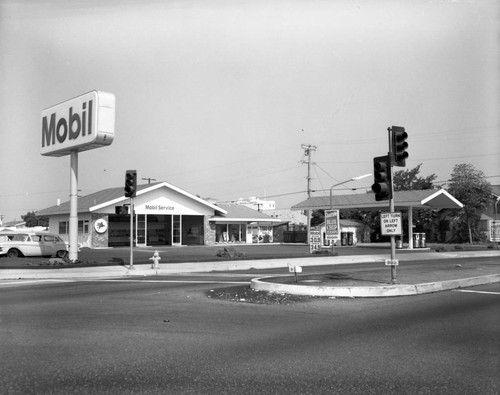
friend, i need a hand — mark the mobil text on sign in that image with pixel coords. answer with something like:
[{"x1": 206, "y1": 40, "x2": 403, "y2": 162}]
[{"x1": 380, "y1": 212, "x2": 402, "y2": 236}]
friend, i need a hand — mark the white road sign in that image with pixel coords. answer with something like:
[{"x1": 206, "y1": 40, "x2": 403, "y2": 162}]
[
  {"x1": 380, "y1": 212, "x2": 402, "y2": 236},
  {"x1": 325, "y1": 210, "x2": 340, "y2": 240},
  {"x1": 490, "y1": 220, "x2": 500, "y2": 242}
]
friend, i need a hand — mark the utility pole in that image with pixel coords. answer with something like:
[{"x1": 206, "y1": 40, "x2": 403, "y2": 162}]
[{"x1": 301, "y1": 144, "x2": 317, "y2": 245}]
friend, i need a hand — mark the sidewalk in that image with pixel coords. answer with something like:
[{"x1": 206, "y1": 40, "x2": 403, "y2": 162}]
[{"x1": 1, "y1": 250, "x2": 499, "y2": 298}]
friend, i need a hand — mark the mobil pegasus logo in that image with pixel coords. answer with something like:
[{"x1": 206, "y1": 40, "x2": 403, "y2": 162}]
[{"x1": 41, "y1": 91, "x2": 115, "y2": 157}]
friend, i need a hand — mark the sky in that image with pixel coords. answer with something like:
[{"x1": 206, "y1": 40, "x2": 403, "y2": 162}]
[{"x1": 1, "y1": 0, "x2": 499, "y2": 222}]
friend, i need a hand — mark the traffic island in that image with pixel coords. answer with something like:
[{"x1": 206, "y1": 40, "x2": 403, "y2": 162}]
[{"x1": 250, "y1": 273, "x2": 500, "y2": 298}]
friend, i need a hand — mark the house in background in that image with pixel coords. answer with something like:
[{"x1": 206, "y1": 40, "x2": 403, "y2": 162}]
[
  {"x1": 480, "y1": 185, "x2": 500, "y2": 241},
  {"x1": 263, "y1": 209, "x2": 308, "y2": 243}
]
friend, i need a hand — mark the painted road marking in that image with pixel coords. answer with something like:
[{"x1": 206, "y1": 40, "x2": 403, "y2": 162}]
[
  {"x1": 0, "y1": 279, "x2": 249, "y2": 288},
  {"x1": 453, "y1": 290, "x2": 500, "y2": 295},
  {"x1": 0, "y1": 279, "x2": 74, "y2": 287},
  {"x1": 89, "y1": 279, "x2": 249, "y2": 284}
]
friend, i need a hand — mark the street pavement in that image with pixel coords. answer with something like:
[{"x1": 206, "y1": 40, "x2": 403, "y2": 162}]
[{"x1": 1, "y1": 249, "x2": 499, "y2": 297}]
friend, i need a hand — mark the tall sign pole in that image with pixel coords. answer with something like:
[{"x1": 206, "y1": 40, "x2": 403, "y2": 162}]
[
  {"x1": 41, "y1": 91, "x2": 115, "y2": 262},
  {"x1": 69, "y1": 150, "x2": 79, "y2": 261}
]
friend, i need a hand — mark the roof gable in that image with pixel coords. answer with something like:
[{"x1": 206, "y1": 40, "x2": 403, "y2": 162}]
[
  {"x1": 211, "y1": 203, "x2": 279, "y2": 222},
  {"x1": 36, "y1": 182, "x2": 226, "y2": 216},
  {"x1": 291, "y1": 189, "x2": 463, "y2": 211}
]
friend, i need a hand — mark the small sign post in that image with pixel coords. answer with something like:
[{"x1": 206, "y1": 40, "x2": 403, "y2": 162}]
[
  {"x1": 309, "y1": 230, "x2": 321, "y2": 253},
  {"x1": 288, "y1": 264, "x2": 302, "y2": 283},
  {"x1": 489, "y1": 220, "x2": 500, "y2": 249},
  {"x1": 325, "y1": 209, "x2": 340, "y2": 253}
]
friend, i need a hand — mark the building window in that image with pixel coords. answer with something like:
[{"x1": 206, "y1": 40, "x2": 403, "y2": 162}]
[
  {"x1": 59, "y1": 221, "x2": 69, "y2": 235},
  {"x1": 58, "y1": 220, "x2": 90, "y2": 235}
]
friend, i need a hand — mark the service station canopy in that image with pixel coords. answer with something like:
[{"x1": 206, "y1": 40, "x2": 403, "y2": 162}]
[{"x1": 291, "y1": 189, "x2": 463, "y2": 212}]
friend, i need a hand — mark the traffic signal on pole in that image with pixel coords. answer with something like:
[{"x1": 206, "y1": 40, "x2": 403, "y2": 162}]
[
  {"x1": 391, "y1": 126, "x2": 408, "y2": 167},
  {"x1": 371, "y1": 155, "x2": 392, "y2": 201},
  {"x1": 124, "y1": 170, "x2": 137, "y2": 198},
  {"x1": 115, "y1": 205, "x2": 129, "y2": 215}
]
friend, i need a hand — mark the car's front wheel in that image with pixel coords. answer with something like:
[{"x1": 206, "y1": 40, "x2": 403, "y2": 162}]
[
  {"x1": 56, "y1": 250, "x2": 68, "y2": 259},
  {"x1": 7, "y1": 249, "x2": 21, "y2": 258}
]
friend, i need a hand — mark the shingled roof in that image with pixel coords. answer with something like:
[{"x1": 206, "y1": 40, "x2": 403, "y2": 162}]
[
  {"x1": 36, "y1": 182, "x2": 226, "y2": 216},
  {"x1": 210, "y1": 203, "x2": 279, "y2": 222},
  {"x1": 291, "y1": 189, "x2": 463, "y2": 211}
]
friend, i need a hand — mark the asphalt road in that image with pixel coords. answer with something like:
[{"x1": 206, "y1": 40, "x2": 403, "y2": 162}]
[{"x1": 1, "y1": 262, "x2": 499, "y2": 394}]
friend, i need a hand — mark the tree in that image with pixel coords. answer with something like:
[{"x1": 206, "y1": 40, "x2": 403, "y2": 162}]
[
  {"x1": 311, "y1": 210, "x2": 324, "y2": 228},
  {"x1": 21, "y1": 211, "x2": 49, "y2": 227},
  {"x1": 391, "y1": 164, "x2": 439, "y2": 242},
  {"x1": 446, "y1": 163, "x2": 491, "y2": 243},
  {"x1": 393, "y1": 164, "x2": 437, "y2": 191}
]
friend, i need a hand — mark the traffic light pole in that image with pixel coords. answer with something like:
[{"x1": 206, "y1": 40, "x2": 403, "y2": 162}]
[
  {"x1": 389, "y1": 169, "x2": 397, "y2": 284},
  {"x1": 388, "y1": 130, "x2": 397, "y2": 284},
  {"x1": 129, "y1": 197, "x2": 134, "y2": 269}
]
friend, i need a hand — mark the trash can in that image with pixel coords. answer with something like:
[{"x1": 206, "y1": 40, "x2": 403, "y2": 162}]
[
  {"x1": 396, "y1": 238, "x2": 403, "y2": 249},
  {"x1": 341, "y1": 232, "x2": 347, "y2": 246},
  {"x1": 419, "y1": 233, "x2": 426, "y2": 248},
  {"x1": 347, "y1": 232, "x2": 354, "y2": 246},
  {"x1": 413, "y1": 233, "x2": 420, "y2": 248}
]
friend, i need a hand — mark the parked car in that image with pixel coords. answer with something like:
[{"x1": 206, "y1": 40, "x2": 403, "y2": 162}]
[{"x1": 0, "y1": 232, "x2": 68, "y2": 258}]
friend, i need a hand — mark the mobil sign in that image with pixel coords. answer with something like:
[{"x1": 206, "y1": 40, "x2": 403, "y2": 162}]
[{"x1": 41, "y1": 91, "x2": 115, "y2": 157}]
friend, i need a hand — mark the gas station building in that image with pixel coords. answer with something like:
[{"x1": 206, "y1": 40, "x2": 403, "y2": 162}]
[{"x1": 36, "y1": 182, "x2": 280, "y2": 249}]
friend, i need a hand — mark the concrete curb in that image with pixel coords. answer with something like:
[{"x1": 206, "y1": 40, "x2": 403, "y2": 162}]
[{"x1": 250, "y1": 274, "x2": 500, "y2": 298}]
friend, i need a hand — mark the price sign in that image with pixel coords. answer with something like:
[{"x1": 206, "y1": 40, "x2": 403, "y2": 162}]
[
  {"x1": 309, "y1": 230, "x2": 321, "y2": 253},
  {"x1": 325, "y1": 210, "x2": 340, "y2": 241},
  {"x1": 490, "y1": 220, "x2": 500, "y2": 242}
]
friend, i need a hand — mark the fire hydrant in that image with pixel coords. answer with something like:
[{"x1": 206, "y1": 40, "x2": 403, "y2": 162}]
[{"x1": 149, "y1": 250, "x2": 161, "y2": 269}]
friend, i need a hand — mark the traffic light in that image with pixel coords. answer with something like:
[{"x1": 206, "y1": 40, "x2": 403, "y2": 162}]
[
  {"x1": 391, "y1": 126, "x2": 408, "y2": 167},
  {"x1": 124, "y1": 170, "x2": 137, "y2": 198},
  {"x1": 371, "y1": 155, "x2": 392, "y2": 201},
  {"x1": 115, "y1": 205, "x2": 129, "y2": 215}
]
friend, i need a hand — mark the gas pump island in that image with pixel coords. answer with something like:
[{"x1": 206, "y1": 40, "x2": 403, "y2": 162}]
[{"x1": 41, "y1": 91, "x2": 116, "y2": 261}]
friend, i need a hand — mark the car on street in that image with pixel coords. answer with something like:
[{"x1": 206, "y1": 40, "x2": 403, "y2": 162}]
[{"x1": 0, "y1": 232, "x2": 68, "y2": 258}]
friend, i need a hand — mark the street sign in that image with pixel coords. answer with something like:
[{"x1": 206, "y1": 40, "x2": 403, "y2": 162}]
[
  {"x1": 380, "y1": 212, "x2": 402, "y2": 236},
  {"x1": 490, "y1": 220, "x2": 500, "y2": 242},
  {"x1": 385, "y1": 259, "x2": 399, "y2": 266},
  {"x1": 288, "y1": 264, "x2": 303, "y2": 273},
  {"x1": 309, "y1": 230, "x2": 321, "y2": 253},
  {"x1": 325, "y1": 210, "x2": 340, "y2": 241}
]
